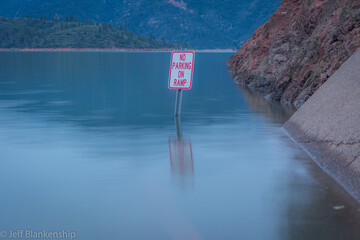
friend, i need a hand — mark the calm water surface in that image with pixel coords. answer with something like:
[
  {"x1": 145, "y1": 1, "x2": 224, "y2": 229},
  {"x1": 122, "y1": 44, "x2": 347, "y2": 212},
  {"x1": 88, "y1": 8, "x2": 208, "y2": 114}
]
[{"x1": 0, "y1": 52, "x2": 359, "y2": 240}]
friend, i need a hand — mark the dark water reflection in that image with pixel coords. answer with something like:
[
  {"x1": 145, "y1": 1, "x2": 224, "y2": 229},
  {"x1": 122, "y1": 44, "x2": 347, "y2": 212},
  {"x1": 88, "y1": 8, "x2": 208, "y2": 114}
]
[
  {"x1": 0, "y1": 52, "x2": 359, "y2": 240},
  {"x1": 238, "y1": 86, "x2": 297, "y2": 124}
]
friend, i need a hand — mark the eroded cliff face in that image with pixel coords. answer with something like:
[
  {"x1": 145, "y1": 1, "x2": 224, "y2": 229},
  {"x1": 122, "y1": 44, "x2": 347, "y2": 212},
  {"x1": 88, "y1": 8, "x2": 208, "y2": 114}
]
[{"x1": 228, "y1": 0, "x2": 360, "y2": 107}]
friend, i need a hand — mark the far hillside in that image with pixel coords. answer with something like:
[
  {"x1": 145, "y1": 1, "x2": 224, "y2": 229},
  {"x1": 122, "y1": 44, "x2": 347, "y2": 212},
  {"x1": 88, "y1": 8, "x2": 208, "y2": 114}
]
[
  {"x1": 0, "y1": 16, "x2": 186, "y2": 49},
  {"x1": 0, "y1": 0, "x2": 281, "y2": 49}
]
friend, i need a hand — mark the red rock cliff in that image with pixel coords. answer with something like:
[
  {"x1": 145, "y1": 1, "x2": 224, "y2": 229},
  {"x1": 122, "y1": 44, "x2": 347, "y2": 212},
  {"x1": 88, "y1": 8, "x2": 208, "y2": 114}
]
[{"x1": 228, "y1": 0, "x2": 360, "y2": 107}]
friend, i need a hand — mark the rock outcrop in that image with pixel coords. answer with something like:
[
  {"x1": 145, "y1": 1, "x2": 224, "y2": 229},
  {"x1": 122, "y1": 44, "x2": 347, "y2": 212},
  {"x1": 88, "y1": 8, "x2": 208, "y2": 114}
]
[
  {"x1": 284, "y1": 49, "x2": 360, "y2": 202},
  {"x1": 228, "y1": 0, "x2": 360, "y2": 108}
]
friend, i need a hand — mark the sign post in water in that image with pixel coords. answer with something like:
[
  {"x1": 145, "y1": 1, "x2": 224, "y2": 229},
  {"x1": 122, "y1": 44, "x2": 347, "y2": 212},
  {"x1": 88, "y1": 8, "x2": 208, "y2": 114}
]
[{"x1": 169, "y1": 51, "x2": 195, "y2": 116}]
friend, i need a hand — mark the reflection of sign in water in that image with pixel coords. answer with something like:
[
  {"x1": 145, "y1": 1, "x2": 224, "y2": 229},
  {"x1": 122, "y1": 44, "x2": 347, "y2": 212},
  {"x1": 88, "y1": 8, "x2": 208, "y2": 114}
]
[
  {"x1": 169, "y1": 116, "x2": 193, "y2": 189},
  {"x1": 168, "y1": 137, "x2": 193, "y2": 176}
]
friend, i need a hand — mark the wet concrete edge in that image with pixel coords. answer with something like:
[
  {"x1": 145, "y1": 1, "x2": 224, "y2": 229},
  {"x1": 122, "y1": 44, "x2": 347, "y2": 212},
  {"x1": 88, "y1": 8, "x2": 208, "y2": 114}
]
[{"x1": 283, "y1": 121, "x2": 360, "y2": 203}]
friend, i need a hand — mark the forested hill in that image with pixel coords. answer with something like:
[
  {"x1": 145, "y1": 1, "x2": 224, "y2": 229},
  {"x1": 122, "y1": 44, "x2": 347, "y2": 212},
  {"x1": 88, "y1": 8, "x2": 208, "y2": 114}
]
[
  {"x1": 0, "y1": 0, "x2": 281, "y2": 49},
  {"x1": 0, "y1": 16, "x2": 185, "y2": 49}
]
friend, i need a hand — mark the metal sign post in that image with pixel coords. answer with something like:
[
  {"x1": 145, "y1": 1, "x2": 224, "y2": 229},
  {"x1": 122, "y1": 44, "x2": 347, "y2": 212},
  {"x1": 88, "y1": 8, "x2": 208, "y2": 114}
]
[
  {"x1": 175, "y1": 114, "x2": 182, "y2": 139},
  {"x1": 174, "y1": 89, "x2": 183, "y2": 117}
]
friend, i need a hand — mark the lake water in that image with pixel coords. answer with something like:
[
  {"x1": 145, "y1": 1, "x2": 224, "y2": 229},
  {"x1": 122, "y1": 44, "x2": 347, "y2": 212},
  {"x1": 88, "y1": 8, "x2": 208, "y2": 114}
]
[{"x1": 0, "y1": 52, "x2": 359, "y2": 240}]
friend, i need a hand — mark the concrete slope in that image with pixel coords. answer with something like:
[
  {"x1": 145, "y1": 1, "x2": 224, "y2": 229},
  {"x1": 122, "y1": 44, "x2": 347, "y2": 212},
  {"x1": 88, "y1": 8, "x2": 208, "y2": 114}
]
[{"x1": 284, "y1": 48, "x2": 360, "y2": 202}]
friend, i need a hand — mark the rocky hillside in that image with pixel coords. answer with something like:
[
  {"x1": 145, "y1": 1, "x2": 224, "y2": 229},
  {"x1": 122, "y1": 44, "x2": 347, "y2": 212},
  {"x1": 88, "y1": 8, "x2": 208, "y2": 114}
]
[{"x1": 228, "y1": 0, "x2": 360, "y2": 107}]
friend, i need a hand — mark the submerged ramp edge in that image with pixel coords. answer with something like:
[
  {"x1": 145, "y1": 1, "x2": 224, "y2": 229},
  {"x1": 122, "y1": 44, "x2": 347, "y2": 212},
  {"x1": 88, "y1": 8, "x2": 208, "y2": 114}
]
[{"x1": 284, "y1": 48, "x2": 360, "y2": 202}]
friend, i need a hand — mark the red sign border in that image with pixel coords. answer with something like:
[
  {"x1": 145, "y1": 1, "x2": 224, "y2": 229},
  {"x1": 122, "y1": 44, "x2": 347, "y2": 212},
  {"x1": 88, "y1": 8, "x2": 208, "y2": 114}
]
[{"x1": 168, "y1": 51, "x2": 195, "y2": 90}]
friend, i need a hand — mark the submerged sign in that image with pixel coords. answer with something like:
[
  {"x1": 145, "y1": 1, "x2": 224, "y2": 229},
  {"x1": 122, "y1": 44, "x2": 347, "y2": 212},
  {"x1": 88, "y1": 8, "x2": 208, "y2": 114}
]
[{"x1": 168, "y1": 51, "x2": 195, "y2": 89}]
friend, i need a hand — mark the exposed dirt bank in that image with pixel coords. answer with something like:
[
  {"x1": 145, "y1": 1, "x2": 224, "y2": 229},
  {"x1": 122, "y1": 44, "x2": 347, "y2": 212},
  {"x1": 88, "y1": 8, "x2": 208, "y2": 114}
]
[{"x1": 228, "y1": 0, "x2": 360, "y2": 108}]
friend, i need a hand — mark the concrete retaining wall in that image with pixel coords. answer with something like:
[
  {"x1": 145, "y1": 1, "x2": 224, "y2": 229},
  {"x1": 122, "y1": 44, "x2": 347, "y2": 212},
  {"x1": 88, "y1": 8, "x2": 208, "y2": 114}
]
[{"x1": 284, "y1": 49, "x2": 360, "y2": 202}]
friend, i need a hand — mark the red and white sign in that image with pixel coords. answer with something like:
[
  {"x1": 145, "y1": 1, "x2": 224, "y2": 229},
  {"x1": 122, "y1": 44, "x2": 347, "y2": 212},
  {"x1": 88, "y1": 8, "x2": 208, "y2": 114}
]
[{"x1": 168, "y1": 51, "x2": 195, "y2": 89}]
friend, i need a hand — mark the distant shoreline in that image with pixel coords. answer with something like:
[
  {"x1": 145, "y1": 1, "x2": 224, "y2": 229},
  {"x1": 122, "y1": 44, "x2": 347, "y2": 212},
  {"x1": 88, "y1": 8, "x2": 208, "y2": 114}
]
[{"x1": 0, "y1": 48, "x2": 236, "y2": 52}]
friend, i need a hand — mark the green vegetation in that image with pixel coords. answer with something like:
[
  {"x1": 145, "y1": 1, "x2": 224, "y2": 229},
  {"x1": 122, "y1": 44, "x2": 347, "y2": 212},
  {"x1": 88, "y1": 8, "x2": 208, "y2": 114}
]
[{"x1": 0, "y1": 16, "x2": 186, "y2": 49}]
